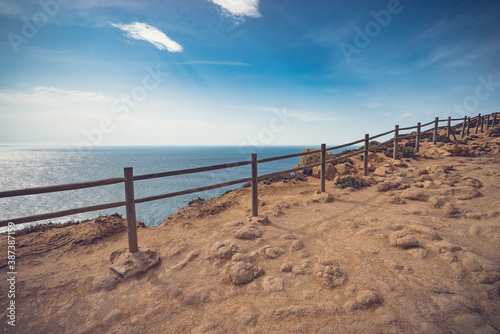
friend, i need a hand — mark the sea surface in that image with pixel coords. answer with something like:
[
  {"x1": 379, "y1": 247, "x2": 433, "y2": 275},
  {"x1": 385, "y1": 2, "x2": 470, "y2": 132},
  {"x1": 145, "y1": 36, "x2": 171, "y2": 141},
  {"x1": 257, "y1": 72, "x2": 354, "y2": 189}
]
[{"x1": 0, "y1": 145, "x2": 335, "y2": 231}]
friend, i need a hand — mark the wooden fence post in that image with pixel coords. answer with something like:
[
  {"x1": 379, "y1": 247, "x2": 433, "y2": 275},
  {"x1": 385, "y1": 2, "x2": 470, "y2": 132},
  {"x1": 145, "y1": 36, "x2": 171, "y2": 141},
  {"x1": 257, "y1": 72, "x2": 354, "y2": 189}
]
[
  {"x1": 251, "y1": 154, "x2": 258, "y2": 217},
  {"x1": 415, "y1": 123, "x2": 421, "y2": 152},
  {"x1": 124, "y1": 167, "x2": 139, "y2": 253},
  {"x1": 475, "y1": 113, "x2": 481, "y2": 134},
  {"x1": 433, "y1": 117, "x2": 439, "y2": 145},
  {"x1": 485, "y1": 114, "x2": 490, "y2": 130},
  {"x1": 320, "y1": 144, "x2": 326, "y2": 193},
  {"x1": 480, "y1": 115, "x2": 485, "y2": 133},
  {"x1": 393, "y1": 125, "x2": 399, "y2": 160},
  {"x1": 461, "y1": 116, "x2": 467, "y2": 139},
  {"x1": 494, "y1": 113, "x2": 498, "y2": 127},
  {"x1": 447, "y1": 117, "x2": 451, "y2": 139},
  {"x1": 363, "y1": 134, "x2": 369, "y2": 176},
  {"x1": 467, "y1": 117, "x2": 471, "y2": 136}
]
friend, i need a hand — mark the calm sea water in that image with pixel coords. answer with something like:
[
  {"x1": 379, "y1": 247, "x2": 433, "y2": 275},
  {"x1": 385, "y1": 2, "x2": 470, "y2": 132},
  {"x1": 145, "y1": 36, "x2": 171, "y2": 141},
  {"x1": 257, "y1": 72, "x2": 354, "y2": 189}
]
[{"x1": 0, "y1": 146, "x2": 319, "y2": 230}]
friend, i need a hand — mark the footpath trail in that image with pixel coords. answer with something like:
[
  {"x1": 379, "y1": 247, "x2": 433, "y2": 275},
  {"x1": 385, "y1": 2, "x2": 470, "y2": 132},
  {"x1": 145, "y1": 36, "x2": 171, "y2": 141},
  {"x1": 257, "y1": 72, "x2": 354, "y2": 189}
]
[{"x1": 1, "y1": 127, "x2": 500, "y2": 333}]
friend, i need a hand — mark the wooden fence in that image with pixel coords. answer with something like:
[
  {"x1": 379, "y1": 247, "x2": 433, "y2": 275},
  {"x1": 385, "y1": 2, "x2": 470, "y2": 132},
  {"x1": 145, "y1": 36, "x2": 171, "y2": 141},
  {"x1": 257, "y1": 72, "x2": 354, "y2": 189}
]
[{"x1": 0, "y1": 112, "x2": 497, "y2": 252}]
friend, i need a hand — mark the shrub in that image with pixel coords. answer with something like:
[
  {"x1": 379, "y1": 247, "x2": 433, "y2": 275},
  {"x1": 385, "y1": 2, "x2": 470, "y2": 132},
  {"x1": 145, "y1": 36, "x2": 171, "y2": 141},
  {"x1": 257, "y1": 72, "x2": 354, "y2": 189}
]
[
  {"x1": 335, "y1": 176, "x2": 365, "y2": 190},
  {"x1": 385, "y1": 146, "x2": 415, "y2": 159},
  {"x1": 188, "y1": 196, "x2": 206, "y2": 206}
]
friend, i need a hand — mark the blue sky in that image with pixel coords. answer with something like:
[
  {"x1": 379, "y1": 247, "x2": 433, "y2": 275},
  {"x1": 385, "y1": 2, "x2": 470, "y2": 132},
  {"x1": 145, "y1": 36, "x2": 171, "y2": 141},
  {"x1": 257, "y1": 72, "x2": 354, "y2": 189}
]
[{"x1": 0, "y1": 0, "x2": 499, "y2": 148}]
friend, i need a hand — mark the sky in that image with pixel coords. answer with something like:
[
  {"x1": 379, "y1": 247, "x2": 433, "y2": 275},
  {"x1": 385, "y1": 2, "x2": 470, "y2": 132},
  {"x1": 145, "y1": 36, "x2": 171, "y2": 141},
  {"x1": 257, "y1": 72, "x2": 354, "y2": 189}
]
[{"x1": 0, "y1": 0, "x2": 499, "y2": 148}]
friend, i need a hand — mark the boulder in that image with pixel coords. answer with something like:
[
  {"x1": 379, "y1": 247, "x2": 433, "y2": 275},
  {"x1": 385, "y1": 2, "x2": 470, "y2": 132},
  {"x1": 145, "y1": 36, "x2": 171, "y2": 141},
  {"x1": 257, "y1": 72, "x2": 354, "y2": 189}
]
[
  {"x1": 294, "y1": 149, "x2": 335, "y2": 175},
  {"x1": 109, "y1": 249, "x2": 161, "y2": 280},
  {"x1": 227, "y1": 262, "x2": 264, "y2": 285},
  {"x1": 312, "y1": 163, "x2": 337, "y2": 180},
  {"x1": 234, "y1": 225, "x2": 263, "y2": 240}
]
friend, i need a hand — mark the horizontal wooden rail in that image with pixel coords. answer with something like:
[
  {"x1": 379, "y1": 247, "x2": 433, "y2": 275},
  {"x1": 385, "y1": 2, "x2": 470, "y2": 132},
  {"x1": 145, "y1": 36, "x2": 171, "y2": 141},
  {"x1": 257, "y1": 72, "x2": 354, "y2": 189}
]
[
  {"x1": 0, "y1": 178, "x2": 125, "y2": 199},
  {"x1": 398, "y1": 133, "x2": 416, "y2": 140},
  {"x1": 421, "y1": 120, "x2": 435, "y2": 127},
  {"x1": 0, "y1": 201, "x2": 126, "y2": 227},
  {"x1": 368, "y1": 140, "x2": 392, "y2": 151},
  {"x1": 399, "y1": 125, "x2": 418, "y2": 131},
  {"x1": 134, "y1": 160, "x2": 251, "y2": 181},
  {"x1": 134, "y1": 178, "x2": 252, "y2": 204},
  {"x1": 326, "y1": 149, "x2": 363, "y2": 163},
  {"x1": 326, "y1": 138, "x2": 365, "y2": 152},
  {"x1": 369, "y1": 129, "x2": 396, "y2": 141},
  {"x1": 257, "y1": 149, "x2": 321, "y2": 164},
  {"x1": 258, "y1": 162, "x2": 322, "y2": 180}
]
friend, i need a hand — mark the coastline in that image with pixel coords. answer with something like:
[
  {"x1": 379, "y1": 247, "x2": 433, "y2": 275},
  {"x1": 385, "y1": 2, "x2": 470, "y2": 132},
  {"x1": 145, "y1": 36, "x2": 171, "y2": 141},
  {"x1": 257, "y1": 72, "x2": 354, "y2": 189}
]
[{"x1": 1, "y1": 128, "x2": 500, "y2": 333}]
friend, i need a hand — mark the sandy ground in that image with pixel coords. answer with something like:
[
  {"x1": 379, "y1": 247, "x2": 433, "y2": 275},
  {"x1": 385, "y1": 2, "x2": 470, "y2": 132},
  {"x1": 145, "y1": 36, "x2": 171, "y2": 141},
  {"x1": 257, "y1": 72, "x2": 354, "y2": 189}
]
[{"x1": 1, "y1": 127, "x2": 500, "y2": 334}]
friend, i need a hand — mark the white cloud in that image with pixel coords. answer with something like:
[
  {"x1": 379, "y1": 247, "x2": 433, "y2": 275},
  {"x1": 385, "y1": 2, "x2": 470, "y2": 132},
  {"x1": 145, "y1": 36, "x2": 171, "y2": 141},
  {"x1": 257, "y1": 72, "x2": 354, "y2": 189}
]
[
  {"x1": 252, "y1": 106, "x2": 336, "y2": 122},
  {"x1": 174, "y1": 60, "x2": 250, "y2": 66},
  {"x1": 361, "y1": 102, "x2": 381, "y2": 109},
  {"x1": 110, "y1": 22, "x2": 183, "y2": 52},
  {"x1": 208, "y1": 0, "x2": 261, "y2": 19},
  {"x1": 0, "y1": 87, "x2": 108, "y2": 104}
]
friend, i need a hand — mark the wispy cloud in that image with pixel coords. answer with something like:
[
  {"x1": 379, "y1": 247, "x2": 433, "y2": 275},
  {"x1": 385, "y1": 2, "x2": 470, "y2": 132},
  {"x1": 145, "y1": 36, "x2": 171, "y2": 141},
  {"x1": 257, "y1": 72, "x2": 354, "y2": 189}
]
[
  {"x1": 0, "y1": 87, "x2": 108, "y2": 103},
  {"x1": 253, "y1": 107, "x2": 336, "y2": 122},
  {"x1": 208, "y1": 0, "x2": 261, "y2": 21},
  {"x1": 109, "y1": 22, "x2": 183, "y2": 52},
  {"x1": 361, "y1": 102, "x2": 381, "y2": 109},
  {"x1": 174, "y1": 60, "x2": 250, "y2": 66}
]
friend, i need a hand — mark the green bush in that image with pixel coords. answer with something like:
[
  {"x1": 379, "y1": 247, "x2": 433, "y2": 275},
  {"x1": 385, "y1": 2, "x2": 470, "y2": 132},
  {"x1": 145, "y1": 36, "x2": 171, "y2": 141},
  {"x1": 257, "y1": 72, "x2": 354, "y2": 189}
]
[
  {"x1": 335, "y1": 176, "x2": 365, "y2": 189},
  {"x1": 384, "y1": 146, "x2": 415, "y2": 159}
]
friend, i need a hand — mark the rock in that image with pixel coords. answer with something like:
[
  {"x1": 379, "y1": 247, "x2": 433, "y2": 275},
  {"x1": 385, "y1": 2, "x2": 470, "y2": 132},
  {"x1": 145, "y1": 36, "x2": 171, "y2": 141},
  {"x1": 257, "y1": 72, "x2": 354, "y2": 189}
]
[
  {"x1": 314, "y1": 260, "x2": 347, "y2": 289},
  {"x1": 442, "y1": 203, "x2": 459, "y2": 215},
  {"x1": 356, "y1": 290, "x2": 382, "y2": 308},
  {"x1": 294, "y1": 149, "x2": 335, "y2": 175},
  {"x1": 227, "y1": 262, "x2": 264, "y2": 285},
  {"x1": 281, "y1": 263, "x2": 293, "y2": 272},
  {"x1": 462, "y1": 257, "x2": 483, "y2": 272},
  {"x1": 454, "y1": 187, "x2": 483, "y2": 200},
  {"x1": 463, "y1": 177, "x2": 483, "y2": 189},
  {"x1": 109, "y1": 249, "x2": 161, "y2": 280},
  {"x1": 387, "y1": 195, "x2": 406, "y2": 205},
  {"x1": 435, "y1": 240, "x2": 462, "y2": 252},
  {"x1": 210, "y1": 240, "x2": 239, "y2": 259},
  {"x1": 234, "y1": 225, "x2": 263, "y2": 240},
  {"x1": 400, "y1": 189, "x2": 429, "y2": 201},
  {"x1": 423, "y1": 181, "x2": 439, "y2": 189},
  {"x1": 376, "y1": 181, "x2": 401, "y2": 192},
  {"x1": 407, "y1": 247, "x2": 428, "y2": 259},
  {"x1": 429, "y1": 197, "x2": 445, "y2": 208},
  {"x1": 373, "y1": 167, "x2": 390, "y2": 177},
  {"x1": 258, "y1": 246, "x2": 285, "y2": 259},
  {"x1": 291, "y1": 240, "x2": 305, "y2": 251},
  {"x1": 416, "y1": 168, "x2": 429, "y2": 176},
  {"x1": 407, "y1": 224, "x2": 441, "y2": 240},
  {"x1": 389, "y1": 231, "x2": 419, "y2": 249},
  {"x1": 310, "y1": 191, "x2": 334, "y2": 203},
  {"x1": 250, "y1": 215, "x2": 270, "y2": 225},
  {"x1": 262, "y1": 276, "x2": 284, "y2": 293},
  {"x1": 336, "y1": 163, "x2": 354, "y2": 176},
  {"x1": 312, "y1": 164, "x2": 337, "y2": 180}
]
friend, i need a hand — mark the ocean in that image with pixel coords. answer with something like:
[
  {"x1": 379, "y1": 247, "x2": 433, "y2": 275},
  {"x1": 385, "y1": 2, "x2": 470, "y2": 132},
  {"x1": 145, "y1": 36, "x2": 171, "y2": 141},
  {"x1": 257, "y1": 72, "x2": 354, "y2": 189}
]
[{"x1": 0, "y1": 145, "x2": 325, "y2": 230}]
